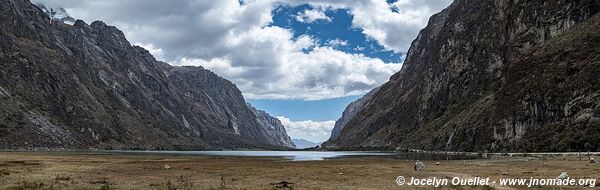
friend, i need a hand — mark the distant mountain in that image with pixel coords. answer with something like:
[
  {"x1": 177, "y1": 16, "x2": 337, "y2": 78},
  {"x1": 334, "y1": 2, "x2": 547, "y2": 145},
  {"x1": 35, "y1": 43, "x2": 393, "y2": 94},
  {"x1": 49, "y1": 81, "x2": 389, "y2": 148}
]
[
  {"x1": 248, "y1": 104, "x2": 296, "y2": 148},
  {"x1": 292, "y1": 139, "x2": 320, "y2": 149},
  {"x1": 0, "y1": 0, "x2": 294, "y2": 150},
  {"x1": 34, "y1": 3, "x2": 76, "y2": 24},
  {"x1": 325, "y1": 0, "x2": 600, "y2": 152}
]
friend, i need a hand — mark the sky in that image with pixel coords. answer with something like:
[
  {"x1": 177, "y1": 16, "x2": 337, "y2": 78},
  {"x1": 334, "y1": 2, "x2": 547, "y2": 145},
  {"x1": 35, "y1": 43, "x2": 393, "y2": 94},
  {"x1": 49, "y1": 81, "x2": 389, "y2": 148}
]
[{"x1": 34, "y1": 0, "x2": 453, "y2": 143}]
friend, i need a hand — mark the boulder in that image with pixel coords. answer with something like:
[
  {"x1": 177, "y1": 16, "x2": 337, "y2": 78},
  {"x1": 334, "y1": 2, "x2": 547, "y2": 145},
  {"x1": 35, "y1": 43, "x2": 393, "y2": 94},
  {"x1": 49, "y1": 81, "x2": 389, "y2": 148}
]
[
  {"x1": 590, "y1": 157, "x2": 596, "y2": 164},
  {"x1": 557, "y1": 172, "x2": 569, "y2": 179},
  {"x1": 415, "y1": 161, "x2": 426, "y2": 171}
]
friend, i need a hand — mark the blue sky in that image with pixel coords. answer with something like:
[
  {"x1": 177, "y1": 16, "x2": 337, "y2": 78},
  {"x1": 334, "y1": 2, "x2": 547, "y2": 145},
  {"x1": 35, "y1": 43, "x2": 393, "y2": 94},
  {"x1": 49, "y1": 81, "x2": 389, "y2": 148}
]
[
  {"x1": 44, "y1": 0, "x2": 453, "y2": 143},
  {"x1": 250, "y1": 4, "x2": 403, "y2": 123},
  {"x1": 248, "y1": 95, "x2": 362, "y2": 121},
  {"x1": 271, "y1": 5, "x2": 404, "y2": 63}
]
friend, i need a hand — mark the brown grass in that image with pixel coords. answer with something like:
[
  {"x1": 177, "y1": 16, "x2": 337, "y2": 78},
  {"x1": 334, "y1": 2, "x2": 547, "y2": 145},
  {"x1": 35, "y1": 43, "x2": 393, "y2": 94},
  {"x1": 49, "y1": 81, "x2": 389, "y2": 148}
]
[{"x1": 0, "y1": 152, "x2": 597, "y2": 189}]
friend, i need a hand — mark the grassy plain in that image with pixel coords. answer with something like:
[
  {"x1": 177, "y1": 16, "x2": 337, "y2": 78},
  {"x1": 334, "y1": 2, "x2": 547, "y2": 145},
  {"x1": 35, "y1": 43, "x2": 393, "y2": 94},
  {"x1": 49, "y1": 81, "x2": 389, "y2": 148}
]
[{"x1": 0, "y1": 152, "x2": 597, "y2": 189}]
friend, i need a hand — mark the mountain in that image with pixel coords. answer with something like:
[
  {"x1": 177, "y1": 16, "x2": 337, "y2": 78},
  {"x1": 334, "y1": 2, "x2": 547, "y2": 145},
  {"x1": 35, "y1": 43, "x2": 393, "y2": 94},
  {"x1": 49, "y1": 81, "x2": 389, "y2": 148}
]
[
  {"x1": 328, "y1": 86, "x2": 380, "y2": 141},
  {"x1": 248, "y1": 104, "x2": 296, "y2": 148},
  {"x1": 0, "y1": 0, "x2": 294, "y2": 150},
  {"x1": 33, "y1": 3, "x2": 75, "y2": 24},
  {"x1": 325, "y1": 0, "x2": 600, "y2": 152},
  {"x1": 292, "y1": 139, "x2": 320, "y2": 149}
]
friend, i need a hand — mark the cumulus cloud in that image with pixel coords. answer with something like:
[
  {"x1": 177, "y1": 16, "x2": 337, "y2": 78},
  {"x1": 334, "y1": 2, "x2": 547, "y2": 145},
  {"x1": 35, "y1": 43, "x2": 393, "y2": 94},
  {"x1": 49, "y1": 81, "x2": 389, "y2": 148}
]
[
  {"x1": 295, "y1": 9, "x2": 331, "y2": 23},
  {"x1": 287, "y1": 0, "x2": 454, "y2": 52},
  {"x1": 33, "y1": 0, "x2": 450, "y2": 100},
  {"x1": 277, "y1": 116, "x2": 334, "y2": 143},
  {"x1": 180, "y1": 30, "x2": 402, "y2": 100}
]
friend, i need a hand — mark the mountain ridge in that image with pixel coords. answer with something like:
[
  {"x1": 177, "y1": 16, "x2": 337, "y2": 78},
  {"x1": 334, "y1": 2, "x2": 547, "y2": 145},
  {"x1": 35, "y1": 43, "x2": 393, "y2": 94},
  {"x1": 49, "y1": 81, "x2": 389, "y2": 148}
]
[
  {"x1": 325, "y1": 0, "x2": 600, "y2": 152},
  {"x1": 0, "y1": 0, "x2": 294, "y2": 150}
]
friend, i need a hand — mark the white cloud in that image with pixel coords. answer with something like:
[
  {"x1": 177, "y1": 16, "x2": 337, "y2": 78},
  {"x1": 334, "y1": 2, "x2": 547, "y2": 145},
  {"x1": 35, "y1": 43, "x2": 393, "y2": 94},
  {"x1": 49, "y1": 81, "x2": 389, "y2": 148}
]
[
  {"x1": 326, "y1": 39, "x2": 348, "y2": 47},
  {"x1": 35, "y1": 0, "x2": 450, "y2": 100},
  {"x1": 135, "y1": 43, "x2": 165, "y2": 61},
  {"x1": 180, "y1": 27, "x2": 402, "y2": 100},
  {"x1": 276, "y1": 116, "x2": 334, "y2": 143},
  {"x1": 287, "y1": 0, "x2": 454, "y2": 52},
  {"x1": 295, "y1": 9, "x2": 331, "y2": 23}
]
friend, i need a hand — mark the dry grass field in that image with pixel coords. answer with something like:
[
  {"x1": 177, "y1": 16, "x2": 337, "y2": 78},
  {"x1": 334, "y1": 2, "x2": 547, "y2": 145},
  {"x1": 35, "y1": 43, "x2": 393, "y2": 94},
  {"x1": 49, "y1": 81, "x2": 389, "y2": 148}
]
[{"x1": 0, "y1": 152, "x2": 597, "y2": 189}]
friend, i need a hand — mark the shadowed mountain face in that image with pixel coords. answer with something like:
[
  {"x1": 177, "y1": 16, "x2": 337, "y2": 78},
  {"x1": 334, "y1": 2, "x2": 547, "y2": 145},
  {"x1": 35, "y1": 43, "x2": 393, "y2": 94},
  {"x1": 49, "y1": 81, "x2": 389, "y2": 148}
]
[
  {"x1": 325, "y1": 0, "x2": 600, "y2": 152},
  {"x1": 0, "y1": 0, "x2": 294, "y2": 150},
  {"x1": 328, "y1": 86, "x2": 380, "y2": 141}
]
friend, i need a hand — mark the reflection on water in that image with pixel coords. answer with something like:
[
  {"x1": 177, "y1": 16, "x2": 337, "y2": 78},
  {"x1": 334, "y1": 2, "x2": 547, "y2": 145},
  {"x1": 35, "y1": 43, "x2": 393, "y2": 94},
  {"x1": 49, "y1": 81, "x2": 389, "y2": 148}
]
[{"x1": 109, "y1": 151, "x2": 481, "y2": 161}]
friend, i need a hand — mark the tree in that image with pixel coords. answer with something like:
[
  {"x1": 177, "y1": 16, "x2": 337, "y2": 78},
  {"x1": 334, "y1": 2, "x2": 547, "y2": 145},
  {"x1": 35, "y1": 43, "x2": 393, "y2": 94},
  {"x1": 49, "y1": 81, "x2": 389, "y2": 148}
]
[{"x1": 585, "y1": 143, "x2": 593, "y2": 160}]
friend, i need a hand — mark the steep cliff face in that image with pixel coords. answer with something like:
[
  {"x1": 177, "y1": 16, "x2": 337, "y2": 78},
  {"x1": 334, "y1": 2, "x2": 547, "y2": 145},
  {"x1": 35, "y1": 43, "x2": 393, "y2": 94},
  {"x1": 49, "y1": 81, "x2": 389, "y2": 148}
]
[
  {"x1": 325, "y1": 0, "x2": 600, "y2": 152},
  {"x1": 247, "y1": 104, "x2": 296, "y2": 148},
  {"x1": 328, "y1": 86, "x2": 380, "y2": 140},
  {"x1": 0, "y1": 0, "x2": 293, "y2": 150}
]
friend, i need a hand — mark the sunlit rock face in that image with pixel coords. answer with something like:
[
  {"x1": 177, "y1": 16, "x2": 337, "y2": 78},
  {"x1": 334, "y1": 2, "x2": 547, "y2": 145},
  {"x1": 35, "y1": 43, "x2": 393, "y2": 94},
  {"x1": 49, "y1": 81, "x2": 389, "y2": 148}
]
[
  {"x1": 0, "y1": 0, "x2": 293, "y2": 150},
  {"x1": 325, "y1": 0, "x2": 600, "y2": 152}
]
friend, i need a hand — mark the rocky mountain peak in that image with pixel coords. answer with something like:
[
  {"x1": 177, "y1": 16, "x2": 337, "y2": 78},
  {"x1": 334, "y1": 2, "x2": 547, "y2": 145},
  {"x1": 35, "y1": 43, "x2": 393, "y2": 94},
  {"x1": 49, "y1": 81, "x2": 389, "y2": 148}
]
[
  {"x1": 34, "y1": 2, "x2": 76, "y2": 24},
  {"x1": 73, "y1": 19, "x2": 87, "y2": 27}
]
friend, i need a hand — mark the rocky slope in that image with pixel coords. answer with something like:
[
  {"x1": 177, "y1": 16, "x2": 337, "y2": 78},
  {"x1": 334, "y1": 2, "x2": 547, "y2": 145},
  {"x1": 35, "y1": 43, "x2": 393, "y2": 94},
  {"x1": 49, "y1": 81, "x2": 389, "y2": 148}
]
[
  {"x1": 0, "y1": 0, "x2": 294, "y2": 150},
  {"x1": 328, "y1": 86, "x2": 380, "y2": 140},
  {"x1": 325, "y1": 0, "x2": 600, "y2": 152},
  {"x1": 248, "y1": 104, "x2": 296, "y2": 148}
]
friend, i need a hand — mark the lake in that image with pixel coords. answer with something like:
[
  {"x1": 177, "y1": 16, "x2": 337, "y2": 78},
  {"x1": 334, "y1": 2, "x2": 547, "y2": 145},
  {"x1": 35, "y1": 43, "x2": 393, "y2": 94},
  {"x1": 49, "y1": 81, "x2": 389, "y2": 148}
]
[{"x1": 107, "y1": 151, "x2": 481, "y2": 161}]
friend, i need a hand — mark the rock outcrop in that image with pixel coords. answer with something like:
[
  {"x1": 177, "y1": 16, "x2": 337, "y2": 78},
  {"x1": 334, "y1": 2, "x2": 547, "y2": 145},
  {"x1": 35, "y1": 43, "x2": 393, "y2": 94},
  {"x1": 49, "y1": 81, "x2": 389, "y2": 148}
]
[
  {"x1": 0, "y1": 0, "x2": 294, "y2": 150},
  {"x1": 325, "y1": 0, "x2": 600, "y2": 152}
]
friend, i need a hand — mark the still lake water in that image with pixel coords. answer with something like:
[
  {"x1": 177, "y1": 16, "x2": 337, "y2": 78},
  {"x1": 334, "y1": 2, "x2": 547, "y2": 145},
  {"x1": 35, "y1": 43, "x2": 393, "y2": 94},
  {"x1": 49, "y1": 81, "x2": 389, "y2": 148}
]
[{"x1": 109, "y1": 151, "x2": 480, "y2": 161}]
